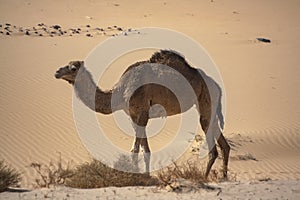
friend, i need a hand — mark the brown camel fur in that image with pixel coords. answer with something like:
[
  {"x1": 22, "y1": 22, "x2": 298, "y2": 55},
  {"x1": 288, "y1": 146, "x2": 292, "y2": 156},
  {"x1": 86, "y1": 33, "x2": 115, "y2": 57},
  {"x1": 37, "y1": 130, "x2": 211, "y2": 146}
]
[{"x1": 54, "y1": 50, "x2": 230, "y2": 178}]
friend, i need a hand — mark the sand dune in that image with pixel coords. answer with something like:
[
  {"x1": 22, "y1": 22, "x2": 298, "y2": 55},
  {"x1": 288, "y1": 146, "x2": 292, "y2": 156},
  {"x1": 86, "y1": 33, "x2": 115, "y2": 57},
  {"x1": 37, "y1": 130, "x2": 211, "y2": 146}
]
[{"x1": 0, "y1": 0, "x2": 300, "y2": 199}]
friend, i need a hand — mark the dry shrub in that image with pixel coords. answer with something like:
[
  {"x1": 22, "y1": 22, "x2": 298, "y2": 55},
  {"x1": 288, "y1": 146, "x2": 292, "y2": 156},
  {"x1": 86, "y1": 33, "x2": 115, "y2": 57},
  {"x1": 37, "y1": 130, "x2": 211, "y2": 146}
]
[
  {"x1": 157, "y1": 161, "x2": 206, "y2": 187},
  {"x1": 113, "y1": 154, "x2": 139, "y2": 172},
  {"x1": 30, "y1": 154, "x2": 73, "y2": 188},
  {"x1": 157, "y1": 160, "x2": 236, "y2": 190},
  {"x1": 65, "y1": 158, "x2": 159, "y2": 189},
  {"x1": 0, "y1": 160, "x2": 22, "y2": 192}
]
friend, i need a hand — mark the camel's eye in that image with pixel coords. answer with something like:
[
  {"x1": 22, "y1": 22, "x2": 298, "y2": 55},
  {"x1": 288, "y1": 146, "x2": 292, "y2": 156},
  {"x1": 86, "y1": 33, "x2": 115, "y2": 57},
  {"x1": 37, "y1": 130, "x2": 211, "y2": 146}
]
[{"x1": 70, "y1": 65, "x2": 77, "y2": 71}]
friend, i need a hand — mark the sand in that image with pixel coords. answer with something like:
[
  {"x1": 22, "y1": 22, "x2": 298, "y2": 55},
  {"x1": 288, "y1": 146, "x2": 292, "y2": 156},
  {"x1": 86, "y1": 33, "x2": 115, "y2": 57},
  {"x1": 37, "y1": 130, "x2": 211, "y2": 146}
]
[{"x1": 0, "y1": 0, "x2": 300, "y2": 199}]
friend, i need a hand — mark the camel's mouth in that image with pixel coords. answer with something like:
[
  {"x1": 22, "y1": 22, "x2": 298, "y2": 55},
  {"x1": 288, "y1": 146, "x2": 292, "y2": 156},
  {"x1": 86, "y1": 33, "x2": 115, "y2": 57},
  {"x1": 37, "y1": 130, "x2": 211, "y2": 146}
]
[{"x1": 54, "y1": 72, "x2": 63, "y2": 79}]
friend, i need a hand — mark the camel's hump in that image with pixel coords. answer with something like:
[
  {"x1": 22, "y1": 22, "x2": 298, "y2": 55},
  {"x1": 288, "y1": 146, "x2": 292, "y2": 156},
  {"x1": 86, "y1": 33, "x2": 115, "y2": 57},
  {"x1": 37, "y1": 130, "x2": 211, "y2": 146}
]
[{"x1": 123, "y1": 50, "x2": 196, "y2": 76}]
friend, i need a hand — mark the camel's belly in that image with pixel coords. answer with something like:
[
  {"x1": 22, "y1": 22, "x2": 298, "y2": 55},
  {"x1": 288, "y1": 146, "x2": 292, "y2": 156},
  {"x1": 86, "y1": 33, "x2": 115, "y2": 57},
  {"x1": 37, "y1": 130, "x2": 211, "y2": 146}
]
[{"x1": 123, "y1": 82, "x2": 196, "y2": 119}]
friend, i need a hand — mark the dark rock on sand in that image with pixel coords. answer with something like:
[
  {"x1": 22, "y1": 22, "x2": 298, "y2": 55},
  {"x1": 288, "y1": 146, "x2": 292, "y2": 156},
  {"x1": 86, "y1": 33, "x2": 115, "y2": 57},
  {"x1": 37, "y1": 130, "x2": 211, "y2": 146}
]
[
  {"x1": 53, "y1": 25, "x2": 61, "y2": 30},
  {"x1": 257, "y1": 38, "x2": 271, "y2": 43}
]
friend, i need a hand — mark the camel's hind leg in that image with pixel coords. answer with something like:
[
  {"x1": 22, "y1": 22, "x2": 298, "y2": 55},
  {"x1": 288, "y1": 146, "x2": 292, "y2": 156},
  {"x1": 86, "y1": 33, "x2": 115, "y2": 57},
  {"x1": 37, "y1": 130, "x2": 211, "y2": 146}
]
[
  {"x1": 200, "y1": 114, "x2": 219, "y2": 178},
  {"x1": 217, "y1": 133, "x2": 230, "y2": 179},
  {"x1": 131, "y1": 137, "x2": 141, "y2": 173}
]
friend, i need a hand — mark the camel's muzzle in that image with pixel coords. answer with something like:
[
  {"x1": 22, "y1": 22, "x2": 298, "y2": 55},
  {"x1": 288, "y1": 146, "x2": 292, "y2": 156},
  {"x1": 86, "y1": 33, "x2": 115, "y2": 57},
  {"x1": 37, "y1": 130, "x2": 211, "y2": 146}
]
[
  {"x1": 54, "y1": 67, "x2": 67, "y2": 79},
  {"x1": 54, "y1": 71, "x2": 63, "y2": 79}
]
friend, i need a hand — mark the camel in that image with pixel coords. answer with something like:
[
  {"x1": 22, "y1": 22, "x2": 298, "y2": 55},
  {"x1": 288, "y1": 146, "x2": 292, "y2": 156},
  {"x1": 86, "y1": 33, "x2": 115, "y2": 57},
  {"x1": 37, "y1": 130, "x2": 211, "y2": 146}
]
[{"x1": 54, "y1": 50, "x2": 230, "y2": 178}]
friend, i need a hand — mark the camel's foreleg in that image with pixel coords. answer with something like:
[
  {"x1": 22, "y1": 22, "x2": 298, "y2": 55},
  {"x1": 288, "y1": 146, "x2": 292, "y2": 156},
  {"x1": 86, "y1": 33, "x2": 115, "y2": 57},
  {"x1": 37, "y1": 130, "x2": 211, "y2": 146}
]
[
  {"x1": 131, "y1": 137, "x2": 141, "y2": 173},
  {"x1": 141, "y1": 138, "x2": 151, "y2": 175},
  {"x1": 131, "y1": 111, "x2": 150, "y2": 173}
]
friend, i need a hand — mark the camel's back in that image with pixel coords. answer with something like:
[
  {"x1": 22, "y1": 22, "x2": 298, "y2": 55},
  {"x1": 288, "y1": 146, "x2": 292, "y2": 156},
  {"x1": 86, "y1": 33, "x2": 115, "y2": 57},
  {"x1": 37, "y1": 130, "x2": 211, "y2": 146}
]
[{"x1": 123, "y1": 50, "x2": 205, "y2": 92}]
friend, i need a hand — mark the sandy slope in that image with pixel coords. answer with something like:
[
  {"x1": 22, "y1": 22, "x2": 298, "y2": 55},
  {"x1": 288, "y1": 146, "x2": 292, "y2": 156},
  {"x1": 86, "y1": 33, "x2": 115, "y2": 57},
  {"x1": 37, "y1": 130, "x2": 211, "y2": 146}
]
[{"x1": 0, "y1": 0, "x2": 300, "y2": 198}]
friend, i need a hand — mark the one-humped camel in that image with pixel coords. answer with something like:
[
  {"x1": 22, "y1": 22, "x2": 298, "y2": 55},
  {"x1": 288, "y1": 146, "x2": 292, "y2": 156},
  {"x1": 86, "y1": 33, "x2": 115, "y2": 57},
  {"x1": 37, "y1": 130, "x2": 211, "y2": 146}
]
[{"x1": 54, "y1": 50, "x2": 230, "y2": 178}]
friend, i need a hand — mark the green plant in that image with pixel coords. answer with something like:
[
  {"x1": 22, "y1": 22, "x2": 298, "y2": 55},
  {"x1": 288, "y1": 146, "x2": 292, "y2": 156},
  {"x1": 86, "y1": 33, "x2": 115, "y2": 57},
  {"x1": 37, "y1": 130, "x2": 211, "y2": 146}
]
[{"x1": 0, "y1": 160, "x2": 22, "y2": 192}]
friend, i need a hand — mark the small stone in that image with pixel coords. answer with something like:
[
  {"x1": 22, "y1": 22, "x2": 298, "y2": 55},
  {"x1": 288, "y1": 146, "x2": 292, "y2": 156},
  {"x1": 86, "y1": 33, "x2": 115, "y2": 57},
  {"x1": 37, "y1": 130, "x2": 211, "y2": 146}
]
[
  {"x1": 37, "y1": 23, "x2": 44, "y2": 26},
  {"x1": 0, "y1": 31, "x2": 3, "y2": 34},
  {"x1": 117, "y1": 27, "x2": 123, "y2": 31},
  {"x1": 25, "y1": 31, "x2": 30, "y2": 35},
  {"x1": 86, "y1": 24, "x2": 90, "y2": 28},
  {"x1": 52, "y1": 25, "x2": 61, "y2": 30},
  {"x1": 6, "y1": 32, "x2": 10, "y2": 35},
  {"x1": 256, "y1": 38, "x2": 271, "y2": 43},
  {"x1": 86, "y1": 33, "x2": 92, "y2": 37},
  {"x1": 5, "y1": 23, "x2": 11, "y2": 26},
  {"x1": 39, "y1": 33, "x2": 43, "y2": 36}
]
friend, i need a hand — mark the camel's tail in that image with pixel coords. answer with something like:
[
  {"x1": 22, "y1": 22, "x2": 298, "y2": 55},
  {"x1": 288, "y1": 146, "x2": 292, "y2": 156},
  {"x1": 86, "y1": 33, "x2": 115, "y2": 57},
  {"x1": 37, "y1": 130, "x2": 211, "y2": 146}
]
[{"x1": 217, "y1": 86, "x2": 224, "y2": 130}]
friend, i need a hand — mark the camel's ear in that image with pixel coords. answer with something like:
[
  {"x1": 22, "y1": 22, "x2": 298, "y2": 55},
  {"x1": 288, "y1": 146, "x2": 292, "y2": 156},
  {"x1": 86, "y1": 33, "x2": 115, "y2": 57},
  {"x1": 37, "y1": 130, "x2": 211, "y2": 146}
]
[{"x1": 80, "y1": 61, "x2": 84, "y2": 67}]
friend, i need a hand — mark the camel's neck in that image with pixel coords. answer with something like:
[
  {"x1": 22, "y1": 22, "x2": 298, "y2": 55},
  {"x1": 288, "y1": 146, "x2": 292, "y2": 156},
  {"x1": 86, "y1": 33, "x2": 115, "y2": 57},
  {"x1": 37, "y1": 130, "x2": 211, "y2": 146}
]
[{"x1": 72, "y1": 68, "x2": 114, "y2": 114}]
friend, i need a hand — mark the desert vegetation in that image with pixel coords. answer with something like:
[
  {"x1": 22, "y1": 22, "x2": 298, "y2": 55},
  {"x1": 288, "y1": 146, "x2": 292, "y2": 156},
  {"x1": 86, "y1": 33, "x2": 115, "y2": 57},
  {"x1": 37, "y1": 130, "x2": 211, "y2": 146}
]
[
  {"x1": 0, "y1": 160, "x2": 22, "y2": 192},
  {"x1": 29, "y1": 154, "x2": 232, "y2": 191}
]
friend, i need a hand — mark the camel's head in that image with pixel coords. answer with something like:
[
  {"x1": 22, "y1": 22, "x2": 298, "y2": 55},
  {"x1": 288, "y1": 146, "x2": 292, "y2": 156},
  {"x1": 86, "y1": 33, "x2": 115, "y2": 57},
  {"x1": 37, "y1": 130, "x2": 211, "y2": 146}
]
[{"x1": 55, "y1": 61, "x2": 83, "y2": 83}]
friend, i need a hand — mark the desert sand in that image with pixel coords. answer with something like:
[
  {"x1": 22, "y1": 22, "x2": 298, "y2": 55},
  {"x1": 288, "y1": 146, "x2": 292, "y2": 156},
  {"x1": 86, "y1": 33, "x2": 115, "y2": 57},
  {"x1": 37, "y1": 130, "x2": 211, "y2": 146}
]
[{"x1": 0, "y1": 0, "x2": 300, "y2": 199}]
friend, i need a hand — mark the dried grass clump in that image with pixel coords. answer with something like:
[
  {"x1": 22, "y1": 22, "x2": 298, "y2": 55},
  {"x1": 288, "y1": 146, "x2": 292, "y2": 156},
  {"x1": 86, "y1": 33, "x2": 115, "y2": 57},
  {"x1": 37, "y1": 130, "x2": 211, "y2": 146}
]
[
  {"x1": 156, "y1": 160, "x2": 236, "y2": 192},
  {"x1": 157, "y1": 161, "x2": 206, "y2": 187},
  {"x1": 0, "y1": 160, "x2": 22, "y2": 192},
  {"x1": 30, "y1": 154, "x2": 73, "y2": 188},
  {"x1": 65, "y1": 158, "x2": 158, "y2": 189}
]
